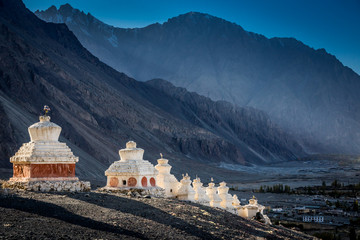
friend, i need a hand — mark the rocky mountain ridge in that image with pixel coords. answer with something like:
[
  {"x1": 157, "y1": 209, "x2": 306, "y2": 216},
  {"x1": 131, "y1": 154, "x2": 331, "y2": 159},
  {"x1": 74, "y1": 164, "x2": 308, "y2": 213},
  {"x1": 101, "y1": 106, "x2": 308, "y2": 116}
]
[
  {"x1": 36, "y1": 4, "x2": 360, "y2": 155},
  {"x1": 0, "y1": 0, "x2": 304, "y2": 182}
]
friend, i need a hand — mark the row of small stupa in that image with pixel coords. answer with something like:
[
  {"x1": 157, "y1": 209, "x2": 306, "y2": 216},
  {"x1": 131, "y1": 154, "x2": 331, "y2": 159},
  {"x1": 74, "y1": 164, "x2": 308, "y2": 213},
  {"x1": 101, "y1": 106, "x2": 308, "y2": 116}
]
[
  {"x1": 6, "y1": 108, "x2": 269, "y2": 222},
  {"x1": 104, "y1": 140, "x2": 268, "y2": 221}
]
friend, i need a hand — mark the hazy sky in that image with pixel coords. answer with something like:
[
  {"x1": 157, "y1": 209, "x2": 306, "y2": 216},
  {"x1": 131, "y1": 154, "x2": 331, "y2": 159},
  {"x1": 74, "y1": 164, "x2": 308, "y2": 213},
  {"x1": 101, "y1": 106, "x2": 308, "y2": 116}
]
[{"x1": 24, "y1": 0, "x2": 360, "y2": 75}]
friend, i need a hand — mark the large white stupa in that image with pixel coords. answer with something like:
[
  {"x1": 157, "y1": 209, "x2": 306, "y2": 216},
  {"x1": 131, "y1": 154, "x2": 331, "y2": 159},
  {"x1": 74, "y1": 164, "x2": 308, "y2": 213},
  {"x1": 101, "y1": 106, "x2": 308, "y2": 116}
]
[
  {"x1": 7, "y1": 112, "x2": 90, "y2": 192},
  {"x1": 10, "y1": 115, "x2": 78, "y2": 182},
  {"x1": 104, "y1": 141, "x2": 158, "y2": 189}
]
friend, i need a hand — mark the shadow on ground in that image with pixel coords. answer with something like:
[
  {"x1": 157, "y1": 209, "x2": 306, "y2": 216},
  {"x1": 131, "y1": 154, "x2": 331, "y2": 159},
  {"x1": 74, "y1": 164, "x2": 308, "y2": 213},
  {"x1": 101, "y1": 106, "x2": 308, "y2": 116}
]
[
  {"x1": 65, "y1": 191, "x2": 217, "y2": 239},
  {"x1": 0, "y1": 194, "x2": 147, "y2": 239}
]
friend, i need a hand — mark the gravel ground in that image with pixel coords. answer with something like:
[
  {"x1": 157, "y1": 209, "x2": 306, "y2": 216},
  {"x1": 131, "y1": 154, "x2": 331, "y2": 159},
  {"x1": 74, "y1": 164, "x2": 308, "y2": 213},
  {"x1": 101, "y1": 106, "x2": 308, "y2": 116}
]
[{"x1": 0, "y1": 188, "x2": 316, "y2": 240}]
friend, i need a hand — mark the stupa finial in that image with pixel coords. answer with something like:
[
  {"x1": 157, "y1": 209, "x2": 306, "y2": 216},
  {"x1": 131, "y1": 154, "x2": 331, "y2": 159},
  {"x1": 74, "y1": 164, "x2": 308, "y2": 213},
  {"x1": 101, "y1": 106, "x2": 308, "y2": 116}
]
[
  {"x1": 211, "y1": 177, "x2": 214, "y2": 182},
  {"x1": 126, "y1": 141, "x2": 137, "y2": 149},
  {"x1": 160, "y1": 153, "x2": 163, "y2": 158},
  {"x1": 43, "y1": 105, "x2": 51, "y2": 116}
]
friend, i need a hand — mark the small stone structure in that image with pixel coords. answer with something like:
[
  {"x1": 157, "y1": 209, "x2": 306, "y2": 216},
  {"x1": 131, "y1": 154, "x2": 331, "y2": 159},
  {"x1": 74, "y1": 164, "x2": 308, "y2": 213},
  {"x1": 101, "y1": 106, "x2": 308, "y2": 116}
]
[
  {"x1": 176, "y1": 173, "x2": 195, "y2": 201},
  {"x1": 192, "y1": 177, "x2": 210, "y2": 205},
  {"x1": 7, "y1": 115, "x2": 90, "y2": 192},
  {"x1": 217, "y1": 181, "x2": 235, "y2": 210},
  {"x1": 238, "y1": 196, "x2": 265, "y2": 218},
  {"x1": 232, "y1": 195, "x2": 241, "y2": 214},
  {"x1": 155, "y1": 154, "x2": 179, "y2": 198},
  {"x1": 104, "y1": 141, "x2": 158, "y2": 190},
  {"x1": 205, "y1": 179, "x2": 222, "y2": 208}
]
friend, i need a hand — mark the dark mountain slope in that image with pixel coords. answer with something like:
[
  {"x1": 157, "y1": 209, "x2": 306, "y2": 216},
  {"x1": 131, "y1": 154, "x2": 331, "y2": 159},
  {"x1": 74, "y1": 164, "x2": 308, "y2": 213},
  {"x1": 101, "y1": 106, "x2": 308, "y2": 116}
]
[
  {"x1": 0, "y1": 0, "x2": 304, "y2": 182},
  {"x1": 144, "y1": 79, "x2": 303, "y2": 163},
  {"x1": 36, "y1": 5, "x2": 360, "y2": 154}
]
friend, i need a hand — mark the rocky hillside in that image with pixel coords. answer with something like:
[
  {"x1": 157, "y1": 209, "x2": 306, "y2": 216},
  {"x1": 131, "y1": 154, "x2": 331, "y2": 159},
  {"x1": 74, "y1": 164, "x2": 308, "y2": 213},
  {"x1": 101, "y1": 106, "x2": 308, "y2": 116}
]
[
  {"x1": 144, "y1": 79, "x2": 304, "y2": 163},
  {"x1": 36, "y1": 5, "x2": 360, "y2": 154},
  {"x1": 0, "y1": 187, "x2": 315, "y2": 239},
  {"x1": 0, "y1": 0, "x2": 305, "y2": 182}
]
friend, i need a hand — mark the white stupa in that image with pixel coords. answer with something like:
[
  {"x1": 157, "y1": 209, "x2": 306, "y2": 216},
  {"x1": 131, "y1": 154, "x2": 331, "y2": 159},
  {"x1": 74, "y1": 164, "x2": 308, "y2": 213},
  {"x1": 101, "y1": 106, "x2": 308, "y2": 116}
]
[
  {"x1": 206, "y1": 179, "x2": 222, "y2": 208},
  {"x1": 104, "y1": 141, "x2": 158, "y2": 189},
  {"x1": 154, "y1": 154, "x2": 179, "y2": 198},
  {"x1": 7, "y1": 111, "x2": 90, "y2": 192},
  {"x1": 238, "y1": 196, "x2": 265, "y2": 219},
  {"x1": 176, "y1": 173, "x2": 195, "y2": 201},
  {"x1": 232, "y1": 194, "x2": 241, "y2": 212},
  {"x1": 192, "y1": 177, "x2": 210, "y2": 205},
  {"x1": 217, "y1": 181, "x2": 235, "y2": 210},
  {"x1": 10, "y1": 115, "x2": 79, "y2": 182}
]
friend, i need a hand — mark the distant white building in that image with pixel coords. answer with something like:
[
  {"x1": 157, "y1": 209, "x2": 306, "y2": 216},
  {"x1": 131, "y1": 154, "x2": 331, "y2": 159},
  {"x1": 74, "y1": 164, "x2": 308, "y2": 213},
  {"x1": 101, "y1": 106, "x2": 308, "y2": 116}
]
[
  {"x1": 302, "y1": 215, "x2": 324, "y2": 223},
  {"x1": 272, "y1": 208, "x2": 283, "y2": 212}
]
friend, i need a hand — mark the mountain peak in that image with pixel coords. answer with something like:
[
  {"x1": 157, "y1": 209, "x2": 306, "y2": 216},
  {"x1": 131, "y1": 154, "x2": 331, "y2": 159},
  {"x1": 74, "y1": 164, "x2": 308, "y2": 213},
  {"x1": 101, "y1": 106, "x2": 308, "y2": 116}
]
[
  {"x1": 183, "y1": 11, "x2": 214, "y2": 18},
  {"x1": 59, "y1": 3, "x2": 74, "y2": 12},
  {"x1": 162, "y1": 11, "x2": 245, "y2": 35},
  {"x1": 47, "y1": 5, "x2": 57, "y2": 12},
  {"x1": 167, "y1": 11, "x2": 224, "y2": 25}
]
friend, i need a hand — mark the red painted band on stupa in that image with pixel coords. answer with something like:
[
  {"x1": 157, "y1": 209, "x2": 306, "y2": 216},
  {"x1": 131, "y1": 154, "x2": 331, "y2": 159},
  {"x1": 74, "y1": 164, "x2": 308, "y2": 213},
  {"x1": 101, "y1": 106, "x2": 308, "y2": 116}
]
[
  {"x1": 150, "y1": 177, "x2": 156, "y2": 187},
  {"x1": 13, "y1": 163, "x2": 76, "y2": 178},
  {"x1": 141, "y1": 176, "x2": 147, "y2": 187},
  {"x1": 109, "y1": 177, "x2": 119, "y2": 187}
]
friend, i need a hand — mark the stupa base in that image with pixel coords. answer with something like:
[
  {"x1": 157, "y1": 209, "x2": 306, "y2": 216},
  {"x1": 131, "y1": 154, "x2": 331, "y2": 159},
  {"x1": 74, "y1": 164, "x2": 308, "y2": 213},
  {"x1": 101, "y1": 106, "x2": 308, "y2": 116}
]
[
  {"x1": 9, "y1": 177, "x2": 79, "y2": 182},
  {"x1": 3, "y1": 179, "x2": 91, "y2": 192},
  {"x1": 12, "y1": 163, "x2": 76, "y2": 179}
]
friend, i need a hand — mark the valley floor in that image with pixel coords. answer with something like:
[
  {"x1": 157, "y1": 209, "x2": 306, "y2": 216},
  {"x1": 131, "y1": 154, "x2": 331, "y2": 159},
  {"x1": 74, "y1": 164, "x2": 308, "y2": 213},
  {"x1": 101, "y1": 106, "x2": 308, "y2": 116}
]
[
  {"x1": 0, "y1": 185, "x2": 314, "y2": 240},
  {"x1": 225, "y1": 159, "x2": 360, "y2": 190}
]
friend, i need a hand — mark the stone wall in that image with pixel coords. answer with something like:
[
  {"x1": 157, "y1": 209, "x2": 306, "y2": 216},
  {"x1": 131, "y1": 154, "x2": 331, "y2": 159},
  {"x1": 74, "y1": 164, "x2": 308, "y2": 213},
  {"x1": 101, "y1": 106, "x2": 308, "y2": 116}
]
[{"x1": 3, "y1": 180, "x2": 91, "y2": 192}]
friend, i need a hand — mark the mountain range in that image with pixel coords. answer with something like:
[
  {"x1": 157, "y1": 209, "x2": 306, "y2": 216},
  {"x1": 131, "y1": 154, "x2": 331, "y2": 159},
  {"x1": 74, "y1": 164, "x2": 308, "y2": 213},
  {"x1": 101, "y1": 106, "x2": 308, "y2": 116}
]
[
  {"x1": 0, "y1": 0, "x2": 305, "y2": 182},
  {"x1": 35, "y1": 4, "x2": 360, "y2": 155}
]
